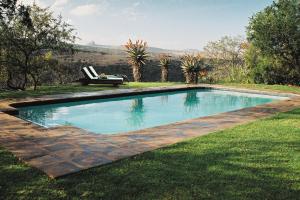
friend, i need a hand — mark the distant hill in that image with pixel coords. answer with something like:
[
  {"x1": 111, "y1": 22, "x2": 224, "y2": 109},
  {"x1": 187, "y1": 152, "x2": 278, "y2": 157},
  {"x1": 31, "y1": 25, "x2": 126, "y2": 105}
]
[
  {"x1": 59, "y1": 43, "x2": 202, "y2": 82},
  {"x1": 75, "y1": 43, "x2": 201, "y2": 56},
  {"x1": 61, "y1": 43, "x2": 204, "y2": 69}
]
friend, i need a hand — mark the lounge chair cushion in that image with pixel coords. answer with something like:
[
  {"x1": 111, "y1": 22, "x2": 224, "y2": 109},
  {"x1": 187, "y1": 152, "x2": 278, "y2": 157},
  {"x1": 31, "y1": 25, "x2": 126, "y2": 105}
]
[
  {"x1": 106, "y1": 75, "x2": 123, "y2": 81},
  {"x1": 83, "y1": 67, "x2": 98, "y2": 80},
  {"x1": 89, "y1": 66, "x2": 123, "y2": 81},
  {"x1": 88, "y1": 66, "x2": 99, "y2": 78}
]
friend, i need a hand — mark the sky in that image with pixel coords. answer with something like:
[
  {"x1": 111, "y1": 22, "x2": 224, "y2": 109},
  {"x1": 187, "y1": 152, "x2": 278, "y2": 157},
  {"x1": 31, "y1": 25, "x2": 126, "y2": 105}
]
[{"x1": 21, "y1": 0, "x2": 274, "y2": 50}]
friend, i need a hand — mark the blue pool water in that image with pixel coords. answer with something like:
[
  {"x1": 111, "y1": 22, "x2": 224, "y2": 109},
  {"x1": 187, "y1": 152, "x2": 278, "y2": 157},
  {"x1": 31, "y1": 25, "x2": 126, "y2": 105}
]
[{"x1": 18, "y1": 89, "x2": 287, "y2": 134}]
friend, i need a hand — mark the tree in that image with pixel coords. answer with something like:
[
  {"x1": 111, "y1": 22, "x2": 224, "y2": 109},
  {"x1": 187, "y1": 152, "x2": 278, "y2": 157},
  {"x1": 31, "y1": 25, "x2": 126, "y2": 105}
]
[
  {"x1": 0, "y1": 0, "x2": 17, "y2": 21},
  {"x1": 245, "y1": 43, "x2": 289, "y2": 84},
  {"x1": 29, "y1": 52, "x2": 59, "y2": 90},
  {"x1": 159, "y1": 54, "x2": 171, "y2": 82},
  {"x1": 0, "y1": 4, "x2": 76, "y2": 90},
  {"x1": 125, "y1": 39, "x2": 149, "y2": 82},
  {"x1": 0, "y1": 0, "x2": 32, "y2": 27},
  {"x1": 181, "y1": 54, "x2": 204, "y2": 84},
  {"x1": 0, "y1": 0, "x2": 32, "y2": 88},
  {"x1": 203, "y1": 36, "x2": 248, "y2": 82},
  {"x1": 247, "y1": 0, "x2": 300, "y2": 85},
  {"x1": 204, "y1": 36, "x2": 246, "y2": 68}
]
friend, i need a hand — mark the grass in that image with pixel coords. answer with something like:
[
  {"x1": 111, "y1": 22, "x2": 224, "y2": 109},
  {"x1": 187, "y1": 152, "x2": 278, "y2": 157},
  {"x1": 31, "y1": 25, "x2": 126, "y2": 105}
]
[
  {"x1": 221, "y1": 83, "x2": 300, "y2": 94},
  {"x1": 1, "y1": 108, "x2": 300, "y2": 199},
  {"x1": 0, "y1": 82, "x2": 179, "y2": 99}
]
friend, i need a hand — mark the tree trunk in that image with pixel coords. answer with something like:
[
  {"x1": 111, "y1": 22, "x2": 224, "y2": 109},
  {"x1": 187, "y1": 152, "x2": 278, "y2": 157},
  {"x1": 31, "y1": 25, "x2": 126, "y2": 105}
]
[
  {"x1": 21, "y1": 57, "x2": 29, "y2": 90},
  {"x1": 58, "y1": 74, "x2": 64, "y2": 84},
  {"x1": 19, "y1": 73, "x2": 27, "y2": 90},
  {"x1": 132, "y1": 65, "x2": 142, "y2": 82},
  {"x1": 33, "y1": 76, "x2": 38, "y2": 90},
  {"x1": 194, "y1": 72, "x2": 199, "y2": 84},
  {"x1": 185, "y1": 72, "x2": 192, "y2": 84},
  {"x1": 29, "y1": 73, "x2": 39, "y2": 90},
  {"x1": 161, "y1": 67, "x2": 168, "y2": 82}
]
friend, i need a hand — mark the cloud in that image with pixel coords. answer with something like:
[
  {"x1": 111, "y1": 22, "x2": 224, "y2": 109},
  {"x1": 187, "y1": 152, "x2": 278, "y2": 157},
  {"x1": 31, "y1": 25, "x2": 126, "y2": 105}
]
[
  {"x1": 53, "y1": 0, "x2": 69, "y2": 7},
  {"x1": 70, "y1": 4, "x2": 98, "y2": 16},
  {"x1": 70, "y1": 2, "x2": 108, "y2": 16},
  {"x1": 133, "y1": 2, "x2": 140, "y2": 7},
  {"x1": 119, "y1": 1, "x2": 144, "y2": 21}
]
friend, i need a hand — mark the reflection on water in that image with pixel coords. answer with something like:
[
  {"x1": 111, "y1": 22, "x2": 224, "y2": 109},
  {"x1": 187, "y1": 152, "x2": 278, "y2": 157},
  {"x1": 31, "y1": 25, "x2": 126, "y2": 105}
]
[
  {"x1": 184, "y1": 91, "x2": 200, "y2": 112},
  {"x1": 17, "y1": 89, "x2": 284, "y2": 134},
  {"x1": 127, "y1": 98, "x2": 145, "y2": 127},
  {"x1": 160, "y1": 95, "x2": 169, "y2": 105}
]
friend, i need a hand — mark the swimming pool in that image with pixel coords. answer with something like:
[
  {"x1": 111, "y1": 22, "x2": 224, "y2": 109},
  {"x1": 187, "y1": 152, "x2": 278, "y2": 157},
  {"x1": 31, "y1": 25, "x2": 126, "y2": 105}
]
[{"x1": 17, "y1": 89, "x2": 287, "y2": 134}]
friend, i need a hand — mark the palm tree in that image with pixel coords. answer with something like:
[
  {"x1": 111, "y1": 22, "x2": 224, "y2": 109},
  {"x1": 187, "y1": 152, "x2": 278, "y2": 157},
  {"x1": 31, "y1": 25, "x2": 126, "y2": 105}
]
[
  {"x1": 124, "y1": 39, "x2": 149, "y2": 82},
  {"x1": 181, "y1": 54, "x2": 204, "y2": 84},
  {"x1": 159, "y1": 54, "x2": 171, "y2": 82}
]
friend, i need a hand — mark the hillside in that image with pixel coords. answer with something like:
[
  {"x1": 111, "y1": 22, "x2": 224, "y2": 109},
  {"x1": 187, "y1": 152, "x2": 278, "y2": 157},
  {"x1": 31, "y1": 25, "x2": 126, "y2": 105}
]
[
  {"x1": 75, "y1": 43, "x2": 193, "y2": 56},
  {"x1": 69, "y1": 44, "x2": 203, "y2": 66},
  {"x1": 58, "y1": 44, "x2": 202, "y2": 82}
]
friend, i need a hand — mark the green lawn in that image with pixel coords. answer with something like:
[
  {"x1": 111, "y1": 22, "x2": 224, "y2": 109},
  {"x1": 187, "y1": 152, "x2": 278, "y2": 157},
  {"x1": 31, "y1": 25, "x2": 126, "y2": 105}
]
[
  {"x1": 0, "y1": 82, "x2": 180, "y2": 99},
  {"x1": 221, "y1": 83, "x2": 300, "y2": 94},
  {"x1": 1, "y1": 109, "x2": 300, "y2": 199}
]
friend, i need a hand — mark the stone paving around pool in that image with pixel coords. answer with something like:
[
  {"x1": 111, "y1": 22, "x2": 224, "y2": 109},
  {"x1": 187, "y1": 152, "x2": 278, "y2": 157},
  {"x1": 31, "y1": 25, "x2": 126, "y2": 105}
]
[{"x1": 1, "y1": 84, "x2": 300, "y2": 178}]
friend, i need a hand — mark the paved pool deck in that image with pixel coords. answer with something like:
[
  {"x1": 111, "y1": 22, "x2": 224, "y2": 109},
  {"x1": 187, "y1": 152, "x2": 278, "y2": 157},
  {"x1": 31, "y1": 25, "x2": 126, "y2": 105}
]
[{"x1": 1, "y1": 84, "x2": 300, "y2": 178}]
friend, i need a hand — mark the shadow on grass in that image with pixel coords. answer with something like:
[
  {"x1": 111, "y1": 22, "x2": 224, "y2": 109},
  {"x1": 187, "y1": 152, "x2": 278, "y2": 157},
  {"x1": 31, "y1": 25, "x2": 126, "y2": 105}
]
[{"x1": 269, "y1": 109, "x2": 300, "y2": 120}]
